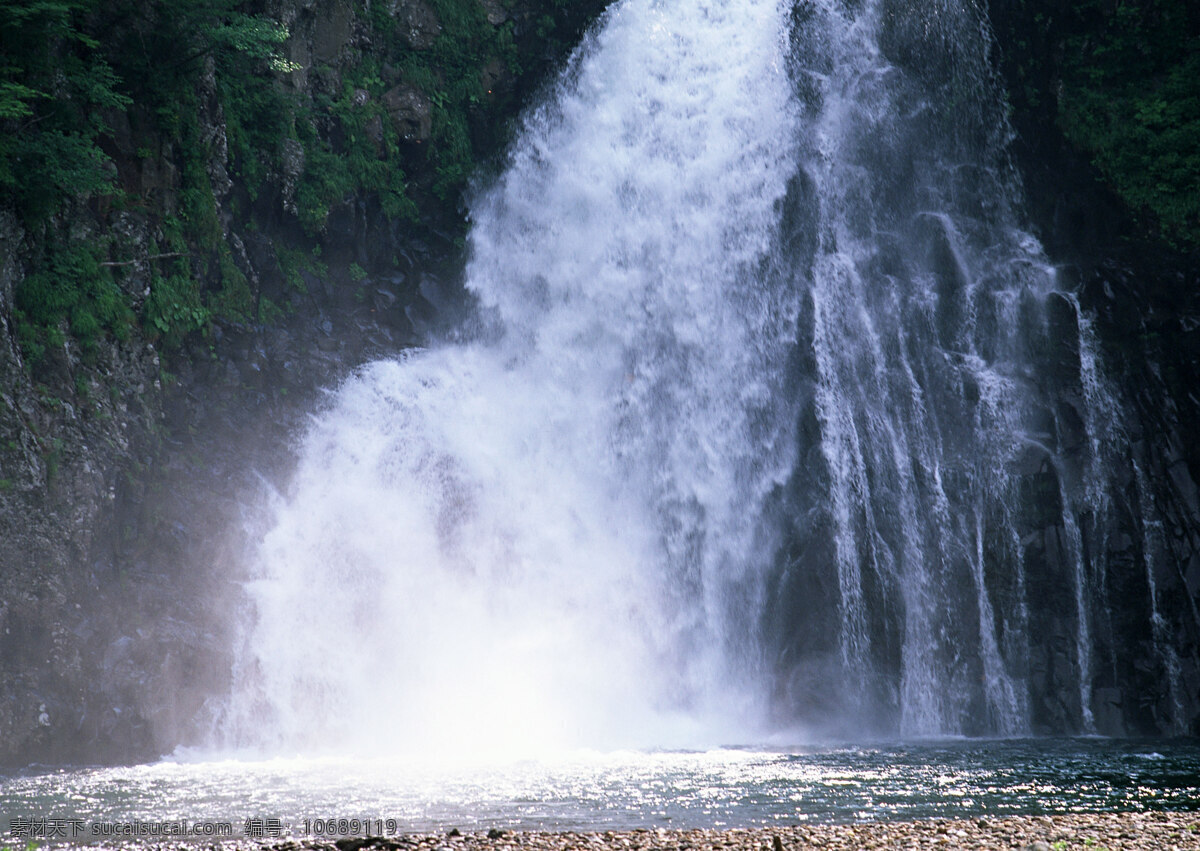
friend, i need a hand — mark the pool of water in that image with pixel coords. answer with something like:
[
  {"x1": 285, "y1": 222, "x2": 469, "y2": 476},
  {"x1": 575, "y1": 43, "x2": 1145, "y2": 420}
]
[{"x1": 2, "y1": 739, "x2": 1197, "y2": 840}]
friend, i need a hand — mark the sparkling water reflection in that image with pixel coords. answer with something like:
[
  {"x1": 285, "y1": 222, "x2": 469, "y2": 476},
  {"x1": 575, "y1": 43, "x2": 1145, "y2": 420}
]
[{"x1": 2, "y1": 740, "x2": 1198, "y2": 835}]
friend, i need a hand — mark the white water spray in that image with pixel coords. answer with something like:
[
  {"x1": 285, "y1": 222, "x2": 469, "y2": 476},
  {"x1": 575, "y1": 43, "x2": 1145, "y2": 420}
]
[{"x1": 226, "y1": 0, "x2": 800, "y2": 757}]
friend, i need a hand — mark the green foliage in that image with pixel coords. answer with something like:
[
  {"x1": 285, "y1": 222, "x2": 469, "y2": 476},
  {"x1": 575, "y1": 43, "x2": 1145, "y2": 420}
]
[
  {"x1": 3, "y1": 131, "x2": 117, "y2": 222},
  {"x1": 0, "y1": 0, "x2": 129, "y2": 222},
  {"x1": 1057, "y1": 0, "x2": 1200, "y2": 246},
  {"x1": 44, "y1": 436, "x2": 64, "y2": 481},
  {"x1": 1, "y1": 0, "x2": 304, "y2": 358},
  {"x1": 374, "y1": 0, "x2": 521, "y2": 204},
  {"x1": 1, "y1": 0, "x2": 611, "y2": 363},
  {"x1": 14, "y1": 240, "x2": 132, "y2": 365},
  {"x1": 177, "y1": 123, "x2": 223, "y2": 248},
  {"x1": 143, "y1": 268, "x2": 210, "y2": 347},
  {"x1": 16, "y1": 322, "x2": 48, "y2": 367},
  {"x1": 207, "y1": 15, "x2": 294, "y2": 69},
  {"x1": 141, "y1": 220, "x2": 209, "y2": 345},
  {"x1": 294, "y1": 62, "x2": 421, "y2": 233},
  {"x1": 257, "y1": 295, "x2": 285, "y2": 324},
  {"x1": 0, "y1": 79, "x2": 42, "y2": 120},
  {"x1": 295, "y1": 125, "x2": 354, "y2": 233},
  {"x1": 210, "y1": 250, "x2": 254, "y2": 321},
  {"x1": 219, "y1": 64, "x2": 294, "y2": 198},
  {"x1": 170, "y1": 102, "x2": 257, "y2": 325},
  {"x1": 275, "y1": 245, "x2": 322, "y2": 293},
  {"x1": 107, "y1": 0, "x2": 297, "y2": 92}
]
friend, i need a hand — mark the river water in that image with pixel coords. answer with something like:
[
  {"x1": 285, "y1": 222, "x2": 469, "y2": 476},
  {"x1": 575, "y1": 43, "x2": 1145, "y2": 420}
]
[{"x1": 3, "y1": 740, "x2": 1198, "y2": 837}]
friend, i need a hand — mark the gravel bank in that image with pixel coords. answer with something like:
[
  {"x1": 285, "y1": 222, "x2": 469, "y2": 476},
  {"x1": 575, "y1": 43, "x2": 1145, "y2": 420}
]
[{"x1": 64, "y1": 813, "x2": 1200, "y2": 851}]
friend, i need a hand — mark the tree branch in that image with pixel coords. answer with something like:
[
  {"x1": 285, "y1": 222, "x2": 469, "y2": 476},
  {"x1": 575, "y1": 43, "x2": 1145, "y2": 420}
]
[{"x1": 99, "y1": 251, "x2": 188, "y2": 267}]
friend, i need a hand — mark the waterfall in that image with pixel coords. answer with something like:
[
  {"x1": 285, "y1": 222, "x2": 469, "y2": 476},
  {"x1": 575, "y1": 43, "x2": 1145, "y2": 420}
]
[
  {"x1": 224, "y1": 0, "x2": 1161, "y2": 752},
  {"x1": 225, "y1": 0, "x2": 801, "y2": 756},
  {"x1": 763, "y1": 0, "x2": 1151, "y2": 737}
]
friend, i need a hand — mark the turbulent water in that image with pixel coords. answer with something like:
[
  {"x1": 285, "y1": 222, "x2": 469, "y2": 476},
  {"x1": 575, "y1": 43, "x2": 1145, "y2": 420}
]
[
  {"x1": 223, "y1": 0, "x2": 1174, "y2": 755},
  {"x1": 226, "y1": 0, "x2": 801, "y2": 756}
]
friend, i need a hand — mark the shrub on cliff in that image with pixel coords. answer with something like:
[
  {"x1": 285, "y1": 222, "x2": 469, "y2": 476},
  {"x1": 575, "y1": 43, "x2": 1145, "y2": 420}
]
[
  {"x1": 994, "y1": 0, "x2": 1200, "y2": 250},
  {"x1": 0, "y1": 0, "x2": 129, "y2": 222},
  {"x1": 1058, "y1": 0, "x2": 1200, "y2": 248},
  {"x1": 1, "y1": 0, "x2": 611, "y2": 365}
]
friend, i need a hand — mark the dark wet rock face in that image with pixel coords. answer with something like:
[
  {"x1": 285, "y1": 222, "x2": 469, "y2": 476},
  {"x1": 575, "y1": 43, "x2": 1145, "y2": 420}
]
[{"x1": 986, "y1": 0, "x2": 1200, "y2": 737}]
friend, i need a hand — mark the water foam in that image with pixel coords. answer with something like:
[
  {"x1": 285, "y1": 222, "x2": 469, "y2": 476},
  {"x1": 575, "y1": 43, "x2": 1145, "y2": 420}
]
[{"x1": 226, "y1": 0, "x2": 801, "y2": 757}]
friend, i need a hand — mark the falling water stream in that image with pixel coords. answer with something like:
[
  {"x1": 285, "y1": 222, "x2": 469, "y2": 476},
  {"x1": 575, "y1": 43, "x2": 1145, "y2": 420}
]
[
  {"x1": 226, "y1": 0, "x2": 803, "y2": 757},
  {"x1": 220, "y1": 0, "x2": 1174, "y2": 754}
]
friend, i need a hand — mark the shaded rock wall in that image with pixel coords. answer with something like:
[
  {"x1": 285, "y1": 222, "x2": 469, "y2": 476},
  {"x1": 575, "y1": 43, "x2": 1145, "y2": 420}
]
[{"x1": 0, "y1": 209, "x2": 168, "y2": 764}]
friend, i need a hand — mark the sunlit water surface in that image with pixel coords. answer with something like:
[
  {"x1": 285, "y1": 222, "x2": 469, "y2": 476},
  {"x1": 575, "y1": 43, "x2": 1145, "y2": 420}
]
[{"x1": 2, "y1": 740, "x2": 1198, "y2": 837}]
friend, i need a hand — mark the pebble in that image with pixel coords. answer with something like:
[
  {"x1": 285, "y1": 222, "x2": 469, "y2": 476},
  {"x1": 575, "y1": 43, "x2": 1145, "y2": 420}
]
[{"x1": 64, "y1": 813, "x2": 1200, "y2": 851}]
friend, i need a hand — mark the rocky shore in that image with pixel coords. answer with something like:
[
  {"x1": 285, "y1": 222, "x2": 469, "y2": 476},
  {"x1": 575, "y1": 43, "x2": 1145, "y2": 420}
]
[{"x1": 59, "y1": 813, "x2": 1200, "y2": 851}]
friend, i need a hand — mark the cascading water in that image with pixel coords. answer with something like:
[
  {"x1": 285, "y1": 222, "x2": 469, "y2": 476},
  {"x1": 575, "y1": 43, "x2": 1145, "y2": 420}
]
[
  {"x1": 772, "y1": 0, "x2": 1064, "y2": 736},
  {"x1": 224, "y1": 0, "x2": 1172, "y2": 752},
  {"x1": 225, "y1": 0, "x2": 802, "y2": 756},
  {"x1": 767, "y1": 0, "x2": 1172, "y2": 736}
]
